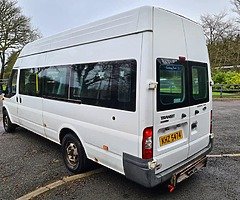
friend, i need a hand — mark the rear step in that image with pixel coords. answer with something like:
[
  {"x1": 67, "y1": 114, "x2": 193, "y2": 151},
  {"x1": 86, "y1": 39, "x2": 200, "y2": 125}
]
[{"x1": 167, "y1": 156, "x2": 207, "y2": 192}]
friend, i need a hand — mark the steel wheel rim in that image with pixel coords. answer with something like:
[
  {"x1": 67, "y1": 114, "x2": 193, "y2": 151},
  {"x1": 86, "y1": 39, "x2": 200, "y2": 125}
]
[{"x1": 66, "y1": 142, "x2": 79, "y2": 167}]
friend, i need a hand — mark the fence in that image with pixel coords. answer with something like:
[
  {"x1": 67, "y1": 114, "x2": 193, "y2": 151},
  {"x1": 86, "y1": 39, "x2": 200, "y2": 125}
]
[{"x1": 213, "y1": 84, "x2": 240, "y2": 98}]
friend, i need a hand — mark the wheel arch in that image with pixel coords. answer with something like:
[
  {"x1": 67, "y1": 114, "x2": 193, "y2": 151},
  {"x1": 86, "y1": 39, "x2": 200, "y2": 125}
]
[
  {"x1": 59, "y1": 128, "x2": 79, "y2": 144},
  {"x1": 2, "y1": 106, "x2": 13, "y2": 122},
  {"x1": 59, "y1": 127, "x2": 87, "y2": 154}
]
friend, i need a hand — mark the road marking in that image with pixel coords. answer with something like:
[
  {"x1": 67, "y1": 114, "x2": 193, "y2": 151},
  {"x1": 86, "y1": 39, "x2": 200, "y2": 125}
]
[
  {"x1": 16, "y1": 168, "x2": 106, "y2": 200},
  {"x1": 207, "y1": 153, "x2": 240, "y2": 158}
]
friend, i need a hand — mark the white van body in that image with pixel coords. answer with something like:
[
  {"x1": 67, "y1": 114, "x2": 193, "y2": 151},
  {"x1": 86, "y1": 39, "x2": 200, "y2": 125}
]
[{"x1": 3, "y1": 6, "x2": 213, "y2": 188}]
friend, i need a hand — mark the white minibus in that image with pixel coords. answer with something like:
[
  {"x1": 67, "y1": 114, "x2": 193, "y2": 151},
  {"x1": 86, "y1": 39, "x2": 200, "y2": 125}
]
[{"x1": 2, "y1": 6, "x2": 213, "y2": 190}]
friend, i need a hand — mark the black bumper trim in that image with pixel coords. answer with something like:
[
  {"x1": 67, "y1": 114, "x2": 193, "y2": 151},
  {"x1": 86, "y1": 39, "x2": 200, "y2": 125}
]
[{"x1": 123, "y1": 137, "x2": 213, "y2": 188}]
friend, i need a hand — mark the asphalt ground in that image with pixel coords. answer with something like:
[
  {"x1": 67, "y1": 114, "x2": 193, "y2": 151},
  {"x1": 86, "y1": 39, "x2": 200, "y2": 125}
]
[{"x1": 0, "y1": 100, "x2": 240, "y2": 200}]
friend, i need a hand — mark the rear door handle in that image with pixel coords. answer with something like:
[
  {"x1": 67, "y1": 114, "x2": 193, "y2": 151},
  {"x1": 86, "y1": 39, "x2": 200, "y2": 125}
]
[
  {"x1": 195, "y1": 110, "x2": 199, "y2": 115},
  {"x1": 181, "y1": 113, "x2": 187, "y2": 119},
  {"x1": 191, "y1": 122, "x2": 198, "y2": 130}
]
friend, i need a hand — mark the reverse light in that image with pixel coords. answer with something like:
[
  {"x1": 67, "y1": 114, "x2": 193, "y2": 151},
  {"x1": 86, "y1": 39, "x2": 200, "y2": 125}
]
[{"x1": 142, "y1": 127, "x2": 153, "y2": 159}]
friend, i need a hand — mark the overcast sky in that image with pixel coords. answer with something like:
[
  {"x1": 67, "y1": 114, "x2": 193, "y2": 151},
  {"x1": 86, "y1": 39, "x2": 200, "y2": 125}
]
[{"x1": 17, "y1": 0, "x2": 235, "y2": 37}]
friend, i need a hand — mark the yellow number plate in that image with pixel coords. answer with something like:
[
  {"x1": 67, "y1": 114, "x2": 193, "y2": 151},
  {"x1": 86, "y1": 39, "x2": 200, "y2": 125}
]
[{"x1": 160, "y1": 130, "x2": 183, "y2": 146}]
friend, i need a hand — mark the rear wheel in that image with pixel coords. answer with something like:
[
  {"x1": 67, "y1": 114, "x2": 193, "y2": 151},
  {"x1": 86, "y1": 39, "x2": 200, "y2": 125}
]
[
  {"x1": 3, "y1": 110, "x2": 17, "y2": 133},
  {"x1": 62, "y1": 133, "x2": 87, "y2": 173}
]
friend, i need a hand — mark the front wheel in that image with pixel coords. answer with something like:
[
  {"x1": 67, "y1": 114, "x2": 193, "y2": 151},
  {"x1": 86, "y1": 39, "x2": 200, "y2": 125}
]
[
  {"x1": 3, "y1": 110, "x2": 17, "y2": 133},
  {"x1": 62, "y1": 134, "x2": 87, "y2": 173}
]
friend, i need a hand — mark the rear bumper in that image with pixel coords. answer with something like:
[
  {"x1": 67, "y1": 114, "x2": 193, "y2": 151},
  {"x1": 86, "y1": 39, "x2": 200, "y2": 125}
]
[{"x1": 123, "y1": 137, "x2": 213, "y2": 188}]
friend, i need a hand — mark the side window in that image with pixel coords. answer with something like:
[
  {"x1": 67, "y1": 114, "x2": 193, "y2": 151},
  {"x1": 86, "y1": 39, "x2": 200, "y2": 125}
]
[
  {"x1": 71, "y1": 63, "x2": 113, "y2": 101},
  {"x1": 43, "y1": 66, "x2": 69, "y2": 99},
  {"x1": 70, "y1": 60, "x2": 136, "y2": 111},
  {"x1": 118, "y1": 64, "x2": 132, "y2": 103},
  {"x1": 7, "y1": 69, "x2": 18, "y2": 97},
  {"x1": 191, "y1": 64, "x2": 209, "y2": 102},
  {"x1": 19, "y1": 68, "x2": 42, "y2": 96},
  {"x1": 157, "y1": 58, "x2": 188, "y2": 111}
]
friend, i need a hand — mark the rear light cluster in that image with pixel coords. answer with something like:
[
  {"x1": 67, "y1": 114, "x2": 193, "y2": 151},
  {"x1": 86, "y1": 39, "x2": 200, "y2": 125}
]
[{"x1": 142, "y1": 127, "x2": 153, "y2": 159}]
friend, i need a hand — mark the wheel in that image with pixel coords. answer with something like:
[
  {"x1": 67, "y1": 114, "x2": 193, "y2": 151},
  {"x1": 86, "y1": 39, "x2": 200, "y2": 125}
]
[
  {"x1": 62, "y1": 133, "x2": 87, "y2": 173},
  {"x1": 3, "y1": 110, "x2": 16, "y2": 133}
]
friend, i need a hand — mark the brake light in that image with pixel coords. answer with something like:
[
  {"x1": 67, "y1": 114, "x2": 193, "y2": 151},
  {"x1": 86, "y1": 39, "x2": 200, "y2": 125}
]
[
  {"x1": 179, "y1": 56, "x2": 186, "y2": 63},
  {"x1": 210, "y1": 110, "x2": 213, "y2": 133},
  {"x1": 142, "y1": 127, "x2": 153, "y2": 159}
]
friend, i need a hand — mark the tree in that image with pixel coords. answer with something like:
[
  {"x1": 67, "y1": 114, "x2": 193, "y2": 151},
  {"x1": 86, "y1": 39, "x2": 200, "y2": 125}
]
[
  {"x1": 232, "y1": 0, "x2": 240, "y2": 23},
  {"x1": 208, "y1": 36, "x2": 240, "y2": 69},
  {"x1": 200, "y1": 12, "x2": 238, "y2": 44},
  {"x1": 0, "y1": 0, "x2": 40, "y2": 80},
  {"x1": 4, "y1": 50, "x2": 19, "y2": 78}
]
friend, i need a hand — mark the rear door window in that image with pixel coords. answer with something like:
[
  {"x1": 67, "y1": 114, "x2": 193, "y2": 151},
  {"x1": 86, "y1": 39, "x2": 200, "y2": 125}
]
[
  {"x1": 157, "y1": 58, "x2": 188, "y2": 111},
  {"x1": 190, "y1": 62, "x2": 209, "y2": 104}
]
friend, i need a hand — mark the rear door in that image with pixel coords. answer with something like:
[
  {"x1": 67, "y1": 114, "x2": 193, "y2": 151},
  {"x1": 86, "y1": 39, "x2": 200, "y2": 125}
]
[
  {"x1": 154, "y1": 58, "x2": 190, "y2": 173},
  {"x1": 188, "y1": 62, "x2": 210, "y2": 157}
]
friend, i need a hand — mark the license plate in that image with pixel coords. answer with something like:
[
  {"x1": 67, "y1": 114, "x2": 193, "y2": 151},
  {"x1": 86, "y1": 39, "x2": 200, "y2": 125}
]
[{"x1": 160, "y1": 130, "x2": 183, "y2": 146}]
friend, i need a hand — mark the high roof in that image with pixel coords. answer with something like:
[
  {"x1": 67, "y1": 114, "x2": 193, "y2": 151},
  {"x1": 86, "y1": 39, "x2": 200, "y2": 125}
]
[
  {"x1": 20, "y1": 6, "x2": 154, "y2": 58},
  {"x1": 20, "y1": 6, "x2": 198, "y2": 58}
]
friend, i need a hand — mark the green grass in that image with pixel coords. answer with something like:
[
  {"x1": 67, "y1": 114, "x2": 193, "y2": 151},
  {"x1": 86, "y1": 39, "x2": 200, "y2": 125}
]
[{"x1": 213, "y1": 91, "x2": 240, "y2": 98}]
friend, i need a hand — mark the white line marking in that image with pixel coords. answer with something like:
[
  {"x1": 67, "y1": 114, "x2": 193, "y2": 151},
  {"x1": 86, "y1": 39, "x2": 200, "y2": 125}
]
[
  {"x1": 17, "y1": 168, "x2": 106, "y2": 200},
  {"x1": 207, "y1": 153, "x2": 240, "y2": 158}
]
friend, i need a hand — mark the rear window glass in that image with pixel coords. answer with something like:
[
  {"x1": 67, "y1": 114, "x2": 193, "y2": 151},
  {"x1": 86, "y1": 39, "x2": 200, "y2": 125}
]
[
  {"x1": 191, "y1": 64, "x2": 209, "y2": 102},
  {"x1": 157, "y1": 58, "x2": 187, "y2": 111}
]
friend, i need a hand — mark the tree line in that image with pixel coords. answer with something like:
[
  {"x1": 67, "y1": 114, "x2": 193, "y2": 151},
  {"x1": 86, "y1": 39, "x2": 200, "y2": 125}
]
[
  {"x1": 201, "y1": 0, "x2": 240, "y2": 77},
  {"x1": 0, "y1": 0, "x2": 40, "y2": 80}
]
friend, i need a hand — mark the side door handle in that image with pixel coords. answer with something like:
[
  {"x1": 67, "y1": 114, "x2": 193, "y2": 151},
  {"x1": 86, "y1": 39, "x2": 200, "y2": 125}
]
[
  {"x1": 16, "y1": 97, "x2": 18, "y2": 102},
  {"x1": 195, "y1": 110, "x2": 199, "y2": 115},
  {"x1": 19, "y1": 97, "x2": 22, "y2": 103}
]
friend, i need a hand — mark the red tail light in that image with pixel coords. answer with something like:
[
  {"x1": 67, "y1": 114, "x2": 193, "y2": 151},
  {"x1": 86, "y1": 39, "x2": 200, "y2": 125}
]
[
  {"x1": 210, "y1": 110, "x2": 213, "y2": 133},
  {"x1": 142, "y1": 127, "x2": 153, "y2": 159}
]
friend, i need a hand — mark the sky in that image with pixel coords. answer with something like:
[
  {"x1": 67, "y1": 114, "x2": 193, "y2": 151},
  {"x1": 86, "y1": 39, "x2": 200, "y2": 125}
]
[{"x1": 17, "y1": 0, "x2": 235, "y2": 37}]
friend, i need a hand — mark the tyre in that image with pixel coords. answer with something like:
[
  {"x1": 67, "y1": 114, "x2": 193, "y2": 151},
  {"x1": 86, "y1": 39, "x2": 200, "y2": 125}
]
[
  {"x1": 3, "y1": 110, "x2": 17, "y2": 133},
  {"x1": 62, "y1": 133, "x2": 87, "y2": 173}
]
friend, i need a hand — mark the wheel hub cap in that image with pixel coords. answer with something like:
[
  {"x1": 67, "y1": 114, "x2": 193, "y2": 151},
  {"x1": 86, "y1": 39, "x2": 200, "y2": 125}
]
[{"x1": 66, "y1": 143, "x2": 78, "y2": 165}]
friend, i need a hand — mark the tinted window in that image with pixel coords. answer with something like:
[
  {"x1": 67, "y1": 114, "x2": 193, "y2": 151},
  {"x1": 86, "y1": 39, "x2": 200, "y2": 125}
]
[
  {"x1": 19, "y1": 68, "x2": 43, "y2": 96},
  {"x1": 190, "y1": 63, "x2": 209, "y2": 103},
  {"x1": 157, "y1": 58, "x2": 188, "y2": 111},
  {"x1": 7, "y1": 69, "x2": 18, "y2": 97},
  {"x1": 43, "y1": 66, "x2": 70, "y2": 99},
  {"x1": 70, "y1": 60, "x2": 136, "y2": 111},
  {"x1": 118, "y1": 65, "x2": 132, "y2": 102}
]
